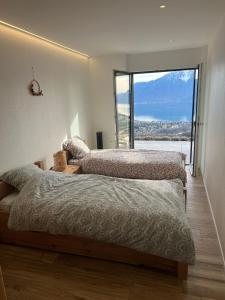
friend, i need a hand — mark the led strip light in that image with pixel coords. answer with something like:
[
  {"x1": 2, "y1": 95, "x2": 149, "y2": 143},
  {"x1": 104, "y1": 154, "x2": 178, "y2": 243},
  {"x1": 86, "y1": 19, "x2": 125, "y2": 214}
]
[{"x1": 0, "y1": 20, "x2": 90, "y2": 58}]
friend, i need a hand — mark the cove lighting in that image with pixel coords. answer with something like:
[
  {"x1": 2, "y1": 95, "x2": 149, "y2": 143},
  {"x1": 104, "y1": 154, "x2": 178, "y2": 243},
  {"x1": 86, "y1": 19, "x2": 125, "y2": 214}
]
[{"x1": 0, "y1": 20, "x2": 89, "y2": 58}]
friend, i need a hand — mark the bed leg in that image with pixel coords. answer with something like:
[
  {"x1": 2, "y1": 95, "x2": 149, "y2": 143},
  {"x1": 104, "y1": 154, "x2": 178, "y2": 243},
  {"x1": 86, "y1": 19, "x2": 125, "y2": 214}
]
[{"x1": 177, "y1": 262, "x2": 188, "y2": 280}]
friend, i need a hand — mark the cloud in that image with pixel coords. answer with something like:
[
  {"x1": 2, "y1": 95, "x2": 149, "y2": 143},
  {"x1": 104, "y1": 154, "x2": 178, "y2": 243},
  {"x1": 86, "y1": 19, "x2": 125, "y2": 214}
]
[
  {"x1": 134, "y1": 72, "x2": 169, "y2": 83},
  {"x1": 180, "y1": 71, "x2": 192, "y2": 82}
]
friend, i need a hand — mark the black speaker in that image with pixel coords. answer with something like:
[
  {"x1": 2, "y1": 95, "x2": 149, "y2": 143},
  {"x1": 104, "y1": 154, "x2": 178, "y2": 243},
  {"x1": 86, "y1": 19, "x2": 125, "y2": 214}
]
[{"x1": 96, "y1": 132, "x2": 103, "y2": 149}]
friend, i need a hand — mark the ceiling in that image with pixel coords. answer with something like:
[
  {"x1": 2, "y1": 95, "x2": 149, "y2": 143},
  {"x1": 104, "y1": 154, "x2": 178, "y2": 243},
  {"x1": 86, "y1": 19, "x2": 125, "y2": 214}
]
[{"x1": 1, "y1": 0, "x2": 225, "y2": 56}]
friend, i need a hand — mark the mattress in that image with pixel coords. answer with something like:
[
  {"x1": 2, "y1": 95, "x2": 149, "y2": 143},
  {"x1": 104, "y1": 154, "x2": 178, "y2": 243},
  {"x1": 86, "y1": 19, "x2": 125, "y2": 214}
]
[
  {"x1": 68, "y1": 149, "x2": 187, "y2": 183},
  {"x1": 0, "y1": 192, "x2": 18, "y2": 213}
]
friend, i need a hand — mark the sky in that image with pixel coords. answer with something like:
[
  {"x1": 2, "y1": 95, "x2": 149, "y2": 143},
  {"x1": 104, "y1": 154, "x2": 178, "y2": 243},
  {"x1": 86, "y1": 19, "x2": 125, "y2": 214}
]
[
  {"x1": 116, "y1": 70, "x2": 195, "y2": 93},
  {"x1": 116, "y1": 71, "x2": 169, "y2": 93}
]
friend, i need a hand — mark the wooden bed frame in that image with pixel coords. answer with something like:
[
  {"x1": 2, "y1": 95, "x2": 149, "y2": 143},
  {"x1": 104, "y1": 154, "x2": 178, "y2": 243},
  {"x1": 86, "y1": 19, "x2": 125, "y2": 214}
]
[{"x1": 0, "y1": 161, "x2": 188, "y2": 280}]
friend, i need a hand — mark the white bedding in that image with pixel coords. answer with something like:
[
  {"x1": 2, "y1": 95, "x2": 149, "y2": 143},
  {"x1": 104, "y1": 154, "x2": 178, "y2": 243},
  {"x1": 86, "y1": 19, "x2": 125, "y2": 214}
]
[
  {"x1": 68, "y1": 149, "x2": 187, "y2": 183},
  {"x1": 0, "y1": 192, "x2": 19, "y2": 213},
  {"x1": 8, "y1": 171, "x2": 195, "y2": 264}
]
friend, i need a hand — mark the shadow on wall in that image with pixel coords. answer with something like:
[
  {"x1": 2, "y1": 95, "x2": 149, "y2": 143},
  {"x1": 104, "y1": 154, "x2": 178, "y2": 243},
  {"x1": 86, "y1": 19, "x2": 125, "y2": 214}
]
[
  {"x1": 63, "y1": 76, "x2": 92, "y2": 147},
  {"x1": 37, "y1": 113, "x2": 82, "y2": 171}
]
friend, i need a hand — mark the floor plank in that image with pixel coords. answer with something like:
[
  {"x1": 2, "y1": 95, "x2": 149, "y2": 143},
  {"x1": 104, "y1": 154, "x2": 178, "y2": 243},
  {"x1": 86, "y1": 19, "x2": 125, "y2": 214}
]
[{"x1": 0, "y1": 170, "x2": 224, "y2": 299}]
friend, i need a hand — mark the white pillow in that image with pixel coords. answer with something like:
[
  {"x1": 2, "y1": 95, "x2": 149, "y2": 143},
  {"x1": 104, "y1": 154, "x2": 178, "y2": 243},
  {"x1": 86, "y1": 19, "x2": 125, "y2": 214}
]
[
  {"x1": 0, "y1": 164, "x2": 43, "y2": 191},
  {"x1": 63, "y1": 136, "x2": 90, "y2": 159}
]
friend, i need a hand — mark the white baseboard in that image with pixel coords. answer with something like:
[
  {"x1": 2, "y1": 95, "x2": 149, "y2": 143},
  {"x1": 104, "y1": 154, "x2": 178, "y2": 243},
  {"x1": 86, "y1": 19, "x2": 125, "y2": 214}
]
[{"x1": 202, "y1": 176, "x2": 225, "y2": 267}]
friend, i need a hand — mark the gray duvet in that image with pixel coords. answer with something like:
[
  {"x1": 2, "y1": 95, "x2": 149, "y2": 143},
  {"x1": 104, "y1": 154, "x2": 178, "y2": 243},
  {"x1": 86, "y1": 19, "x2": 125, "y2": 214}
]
[
  {"x1": 8, "y1": 171, "x2": 195, "y2": 264},
  {"x1": 69, "y1": 149, "x2": 187, "y2": 183}
]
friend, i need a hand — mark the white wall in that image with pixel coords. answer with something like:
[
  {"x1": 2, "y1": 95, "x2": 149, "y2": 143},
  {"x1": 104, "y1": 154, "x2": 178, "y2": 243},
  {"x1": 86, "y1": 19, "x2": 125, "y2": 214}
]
[
  {"x1": 89, "y1": 54, "x2": 127, "y2": 148},
  {"x1": 203, "y1": 16, "x2": 225, "y2": 263},
  {"x1": 0, "y1": 25, "x2": 91, "y2": 172},
  {"x1": 127, "y1": 47, "x2": 207, "y2": 72}
]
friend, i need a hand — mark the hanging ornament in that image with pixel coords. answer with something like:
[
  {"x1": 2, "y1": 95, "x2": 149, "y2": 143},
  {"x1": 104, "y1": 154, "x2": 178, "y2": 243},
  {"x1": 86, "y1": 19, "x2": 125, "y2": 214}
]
[{"x1": 29, "y1": 67, "x2": 43, "y2": 96}]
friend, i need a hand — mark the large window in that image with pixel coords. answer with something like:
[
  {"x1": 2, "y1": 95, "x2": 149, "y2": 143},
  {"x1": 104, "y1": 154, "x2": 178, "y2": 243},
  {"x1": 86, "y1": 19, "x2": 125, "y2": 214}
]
[{"x1": 114, "y1": 68, "x2": 200, "y2": 170}]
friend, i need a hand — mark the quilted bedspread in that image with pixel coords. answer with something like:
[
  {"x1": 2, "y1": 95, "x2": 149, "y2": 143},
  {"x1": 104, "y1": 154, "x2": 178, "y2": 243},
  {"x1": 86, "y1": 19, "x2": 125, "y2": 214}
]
[
  {"x1": 69, "y1": 149, "x2": 187, "y2": 183},
  {"x1": 8, "y1": 171, "x2": 195, "y2": 264}
]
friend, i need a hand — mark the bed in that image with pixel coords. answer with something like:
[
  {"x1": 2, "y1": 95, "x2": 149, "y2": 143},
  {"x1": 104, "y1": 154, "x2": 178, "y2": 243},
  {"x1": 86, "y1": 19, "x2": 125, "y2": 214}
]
[
  {"x1": 0, "y1": 162, "x2": 194, "y2": 280},
  {"x1": 67, "y1": 149, "x2": 187, "y2": 184}
]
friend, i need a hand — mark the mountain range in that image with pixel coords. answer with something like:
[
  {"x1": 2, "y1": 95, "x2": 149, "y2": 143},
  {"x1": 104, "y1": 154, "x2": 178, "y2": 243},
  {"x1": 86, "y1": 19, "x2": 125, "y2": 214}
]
[{"x1": 117, "y1": 71, "x2": 195, "y2": 122}]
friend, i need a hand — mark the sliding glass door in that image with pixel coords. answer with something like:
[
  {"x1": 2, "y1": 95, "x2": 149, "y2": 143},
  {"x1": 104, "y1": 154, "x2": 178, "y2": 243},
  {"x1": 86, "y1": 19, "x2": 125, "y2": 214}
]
[
  {"x1": 114, "y1": 67, "x2": 200, "y2": 175},
  {"x1": 190, "y1": 65, "x2": 200, "y2": 176},
  {"x1": 114, "y1": 71, "x2": 133, "y2": 148},
  {"x1": 133, "y1": 69, "x2": 196, "y2": 165}
]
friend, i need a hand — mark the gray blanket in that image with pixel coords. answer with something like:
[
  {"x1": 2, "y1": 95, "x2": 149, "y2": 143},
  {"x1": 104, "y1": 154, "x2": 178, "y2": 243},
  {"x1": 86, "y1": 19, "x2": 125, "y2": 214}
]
[
  {"x1": 69, "y1": 149, "x2": 187, "y2": 183},
  {"x1": 8, "y1": 171, "x2": 195, "y2": 264}
]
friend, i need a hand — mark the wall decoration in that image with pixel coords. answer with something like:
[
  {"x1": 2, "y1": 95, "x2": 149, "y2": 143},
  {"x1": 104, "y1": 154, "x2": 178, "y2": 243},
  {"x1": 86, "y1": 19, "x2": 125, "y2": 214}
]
[{"x1": 29, "y1": 67, "x2": 43, "y2": 96}]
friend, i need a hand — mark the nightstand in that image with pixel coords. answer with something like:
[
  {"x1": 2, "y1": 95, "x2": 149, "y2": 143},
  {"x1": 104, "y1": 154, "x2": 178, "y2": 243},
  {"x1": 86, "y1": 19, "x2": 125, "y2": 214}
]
[
  {"x1": 62, "y1": 165, "x2": 81, "y2": 174},
  {"x1": 51, "y1": 165, "x2": 81, "y2": 174}
]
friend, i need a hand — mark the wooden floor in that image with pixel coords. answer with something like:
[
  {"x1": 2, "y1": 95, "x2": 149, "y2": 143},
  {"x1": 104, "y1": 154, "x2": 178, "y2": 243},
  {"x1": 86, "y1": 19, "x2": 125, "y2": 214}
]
[{"x1": 0, "y1": 171, "x2": 225, "y2": 299}]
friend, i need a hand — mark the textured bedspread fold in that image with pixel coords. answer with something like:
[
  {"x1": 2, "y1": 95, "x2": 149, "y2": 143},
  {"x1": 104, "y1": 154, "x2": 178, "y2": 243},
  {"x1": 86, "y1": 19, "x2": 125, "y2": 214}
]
[
  {"x1": 8, "y1": 171, "x2": 195, "y2": 264},
  {"x1": 69, "y1": 149, "x2": 187, "y2": 183}
]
